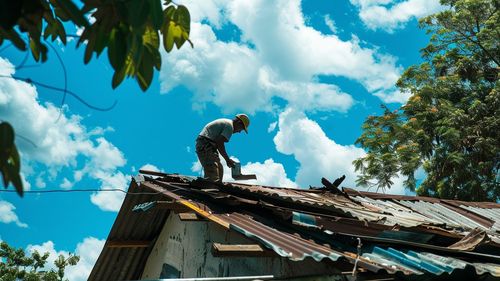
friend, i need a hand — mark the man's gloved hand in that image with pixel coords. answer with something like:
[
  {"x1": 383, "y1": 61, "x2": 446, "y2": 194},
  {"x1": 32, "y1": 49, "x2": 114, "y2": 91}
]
[{"x1": 226, "y1": 158, "x2": 236, "y2": 168}]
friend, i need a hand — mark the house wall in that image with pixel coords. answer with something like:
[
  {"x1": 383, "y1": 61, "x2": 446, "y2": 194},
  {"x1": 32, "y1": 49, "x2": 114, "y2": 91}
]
[{"x1": 140, "y1": 212, "x2": 342, "y2": 280}]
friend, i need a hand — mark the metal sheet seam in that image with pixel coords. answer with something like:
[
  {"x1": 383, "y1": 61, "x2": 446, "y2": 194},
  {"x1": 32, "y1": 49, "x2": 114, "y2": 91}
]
[{"x1": 229, "y1": 224, "x2": 343, "y2": 262}]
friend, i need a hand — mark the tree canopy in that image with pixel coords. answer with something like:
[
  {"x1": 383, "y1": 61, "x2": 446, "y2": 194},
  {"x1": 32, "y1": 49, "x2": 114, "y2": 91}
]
[
  {"x1": 353, "y1": 0, "x2": 499, "y2": 201},
  {"x1": 0, "y1": 0, "x2": 192, "y2": 196},
  {"x1": 0, "y1": 241, "x2": 79, "y2": 281}
]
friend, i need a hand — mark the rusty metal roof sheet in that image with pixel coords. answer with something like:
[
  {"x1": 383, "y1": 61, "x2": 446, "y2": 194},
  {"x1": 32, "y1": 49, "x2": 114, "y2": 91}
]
[
  {"x1": 89, "y1": 172, "x2": 500, "y2": 280},
  {"x1": 459, "y1": 205, "x2": 500, "y2": 232}
]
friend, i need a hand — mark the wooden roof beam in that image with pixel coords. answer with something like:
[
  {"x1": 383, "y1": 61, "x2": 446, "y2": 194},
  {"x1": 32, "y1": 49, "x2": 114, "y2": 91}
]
[{"x1": 211, "y1": 243, "x2": 276, "y2": 257}]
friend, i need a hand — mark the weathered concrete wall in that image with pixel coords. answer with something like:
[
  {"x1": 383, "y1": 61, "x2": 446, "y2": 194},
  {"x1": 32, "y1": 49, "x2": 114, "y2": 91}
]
[{"x1": 141, "y1": 212, "x2": 341, "y2": 280}]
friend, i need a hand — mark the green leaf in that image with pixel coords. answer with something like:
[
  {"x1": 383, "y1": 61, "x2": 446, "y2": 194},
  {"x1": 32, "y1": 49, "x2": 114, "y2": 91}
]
[
  {"x1": 84, "y1": 31, "x2": 96, "y2": 64},
  {"x1": 0, "y1": 28, "x2": 26, "y2": 50},
  {"x1": 143, "y1": 25, "x2": 159, "y2": 49},
  {"x1": 108, "y1": 28, "x2": 127, "y2": 71},
  {"x1": 93, "y1": 27, "x2": 109, "y2": 57},
  {"x1": 112, "y1": 66, "x2": 126, "y2": 89},
  {"x1": 0, "y1": 122, "x2": 14, "y2": 149},
  {"x1": 127, "y1": 0, "x2": 150, "y2": 28},
  {"x1": 5, "y1": 161, "x2": 22, "y2": 197},
  {"x1": 55, "y1": 19, "x2": 67, "y2": 44},
  {"x1": 131, "y1": 34, "x2": 144, "y2": 66},
  {"x1": 9, "y1": 142, "x2": 20, "y2": 172},
  {"x1": 136, "y1": 61, "x2": 153, "y2": 91},
  {"x1": 163, "y1": 21, "x2": 175, "y2": 52},
  {"x1": 54, "y1": 0, "x2": 89, "y2": 27},
  {"x1": 176, "y1": 5, "x2": 190, "y2": 34},
  {"x1": 43, "y1": 22, "x2": 56, "y2": 41},
  {"x1": 29, "y1": 39, "x2": 41, "y2": 62},
  {"x1": 1, "y1": 167, "x2": 9, "y2": 187},
  {"x1": 149, "y1": 0, "x2": 164, "y2": 30}
]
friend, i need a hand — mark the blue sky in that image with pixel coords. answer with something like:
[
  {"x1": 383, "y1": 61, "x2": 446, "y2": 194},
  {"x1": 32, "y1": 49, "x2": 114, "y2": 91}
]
[{"x1": 0, "y1": 0, "x2": 443, "y2": 279}]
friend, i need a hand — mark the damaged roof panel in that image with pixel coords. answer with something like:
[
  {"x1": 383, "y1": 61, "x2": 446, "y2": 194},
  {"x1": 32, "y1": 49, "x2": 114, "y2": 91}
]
[
  {"x1": 459, "y1": 205, "x2": 500, "y2": 232},
  {"x1": 89, "y1": 172, "x2": 500, "y2": 280}
]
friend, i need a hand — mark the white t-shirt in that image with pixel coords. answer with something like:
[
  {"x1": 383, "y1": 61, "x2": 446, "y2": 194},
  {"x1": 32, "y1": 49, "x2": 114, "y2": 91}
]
[{"x1": 199, "y1": 118, "x2": 233, "y2": 142}]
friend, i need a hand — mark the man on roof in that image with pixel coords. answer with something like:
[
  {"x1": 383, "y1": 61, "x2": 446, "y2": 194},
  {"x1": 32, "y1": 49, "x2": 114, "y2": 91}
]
[{"x1": 196, "y1": 114, "x2": 250, "y2": 182}]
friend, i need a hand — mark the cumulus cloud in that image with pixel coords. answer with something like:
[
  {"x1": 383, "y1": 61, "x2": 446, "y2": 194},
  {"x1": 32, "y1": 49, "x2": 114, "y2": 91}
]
[
  {"x1": 374, "y1": 89, "x2": 412, "y2": 104},
  {"x1": 270, "y1": 108, "x2": 406, "y2": 195},
  {"x1": 139, "y1": 163, "x2": 162, "y2": 172},
  {"x1": 0, "y1": 57, "x2": 127, "y2": 211},
  {"x1": 0, "y1": 200, "x2": 28, "y2": 228},
  {"x1": 267, "y1": 121, "x2": 277, "y2": 133},
  {"x1": 324, "y1": 14, "x2": 338, "y2": 34},
  {"x1": 350, "y1": 0, "x2": 444, "y2": 32},
  {"x1": 65, "y1": 237, "x2": 105, "y2": 281},
  {"x1": 90, "y1": 171, "x2": 128, "y2": 212},
  {"x1": 230, "y1": 159, "x2": 297, "y2": 187},
  {"x1": 274, "y1": 108, "x2": 366, "y2": 188},
  {"x1": 161, "y1": 0, "x2": 405, "y2": 113},
  {"x1": 26, "y1": 237, "x2": 105, "y2": 281}
]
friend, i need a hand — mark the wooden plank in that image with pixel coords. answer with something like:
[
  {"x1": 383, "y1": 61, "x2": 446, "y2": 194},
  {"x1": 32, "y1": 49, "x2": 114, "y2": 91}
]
[
  {"x1": 178, "y1": 212, "x2": 203, "y2": 221},
  {"x1": 107, "y1": 240, "x2": 151, "y2": 248},
  {"x1": 211, "y1": 243, "x2": 276, "y2": 257},
  {"x1": 141, "y1": 181, "x2": 231, "y2": 229}
]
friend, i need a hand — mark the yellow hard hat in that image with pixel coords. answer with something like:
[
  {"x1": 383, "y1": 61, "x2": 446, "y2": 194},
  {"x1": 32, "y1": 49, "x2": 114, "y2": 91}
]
[{"x1": 235, "y1": 113, "x2": 250, "y2": 133}]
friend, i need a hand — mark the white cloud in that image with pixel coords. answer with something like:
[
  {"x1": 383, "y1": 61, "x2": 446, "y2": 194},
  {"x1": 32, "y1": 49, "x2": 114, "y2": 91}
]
[
  {"x1": 324, "y1": 14, "x2": 338, "y2": 34},
  {"x1": 35, "y1": 174, "x2": 46, "y2": 188},
  {"x1": 0, "y1": 200, "x2": 28, "y2": 228},
  {"x1": 267, "y1": 121, "x2": 277, "y2": 133},
  {"x1": 161, "y1": 0, "x2": 405, "y2": 114},
  {"x1": 90, "y1": 171, "x2": 128, "y2": 212},
  {"x1": 0, "y1": 57, "x2": 127, "y2": 211},
  {"x1": 374, "y1": 89, "x2": 411, "y2": 104},
  {"x1": 27, "y1": 237, "x2": 105, "y2": 281},
  {"x1": 229, "y1": 158, "x2": 297, "y2": 187},
  {"x1": 350, "y1": 0, "x2": 444, "y2": 32},
  {"x1": 274, "y1": 108, "x2": 366, "y2": 188},
  {"x1": 26, "y1": 241, "x2": 68, "y2": 268},
  {"x1": 139, "y1": 163, "x2": 162, "y2": 172},
  {"x1": 60, "y1": 178, "x2": 73, "y2": 189},
  {"x1": 86, "y1": 137, "x2": 126, "y2": 172},
  {"x1": 21, "y1": 172, "x2": 31, "y2": 191},
  {"x1": 65, "y1": 237, "x2": 105, "y2": 281},
  {"x1": 272, "y1": 108, "x2": 407, "y2": 195}
]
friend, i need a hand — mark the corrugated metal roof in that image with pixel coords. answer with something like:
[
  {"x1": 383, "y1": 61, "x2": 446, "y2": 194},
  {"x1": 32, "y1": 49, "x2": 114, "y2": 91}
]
[
  {"x1": 88, "y1": 180, "x2": 172, "y2": 281},
  {"x1": 460, "y1": 205, "x2": 500, "y2": 232},
  {"x1": 89, "y1": 172, "x2": 500, "y2": 280}
]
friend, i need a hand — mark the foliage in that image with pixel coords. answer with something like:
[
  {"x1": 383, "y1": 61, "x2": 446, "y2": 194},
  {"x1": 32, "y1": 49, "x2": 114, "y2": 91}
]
[
  {"x1": 353, "y1": 0, "x2": 499, "y2": 201},
  {"x1": 0, "y1": 0, "x2": 192, "y2": 91},
  {"x1": 0, "y1": 241, "x2": 79, "y2": 281},
  {"x1": 0, "y1": 122, "x2": 23, "y2": 196},
  {"x1": 0, "y1": 0, "x2": 192, "y2": 196}
]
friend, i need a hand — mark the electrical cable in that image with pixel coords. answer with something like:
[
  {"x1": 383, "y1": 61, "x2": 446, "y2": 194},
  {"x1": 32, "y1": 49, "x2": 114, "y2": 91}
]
[
  {"x1": 0, "y1": 188, "x2": 163, "y2": 195},
  {"x1": 46, "y1": 42, "x2": 69, "y2": 122},
  {"x1": 0, "y1": 75, "x2": 117, "y2": 111}
]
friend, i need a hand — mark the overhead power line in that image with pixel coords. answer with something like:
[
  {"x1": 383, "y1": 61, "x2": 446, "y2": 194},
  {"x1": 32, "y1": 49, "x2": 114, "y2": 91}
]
[{"x1": 0, "y1": 189, "x2": 162, "y2": 195}]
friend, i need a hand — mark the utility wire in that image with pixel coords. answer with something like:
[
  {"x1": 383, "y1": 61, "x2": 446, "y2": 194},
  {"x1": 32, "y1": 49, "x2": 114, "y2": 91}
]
[
  {"x1": 46, "y1": 42, "x2": 69, "y2": 122},
  {"x1": 0, "y1": 189, "x2": 163, "y2": 195},
  {"x1": 15, "y1": 133, "x2": 38, "y2": 148},
  {"x1": 1, "y1": 37, "x2": 117, "y2": 113},
  {"x1": 0, "y1": 75, "x2": 117, "y2": 111},
  {"x1": 15, "y1": 51, "x2": 30, "y2": 70},
  {"x1": 0, "y1": 43, "x2": 12, "y2": 54}
]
